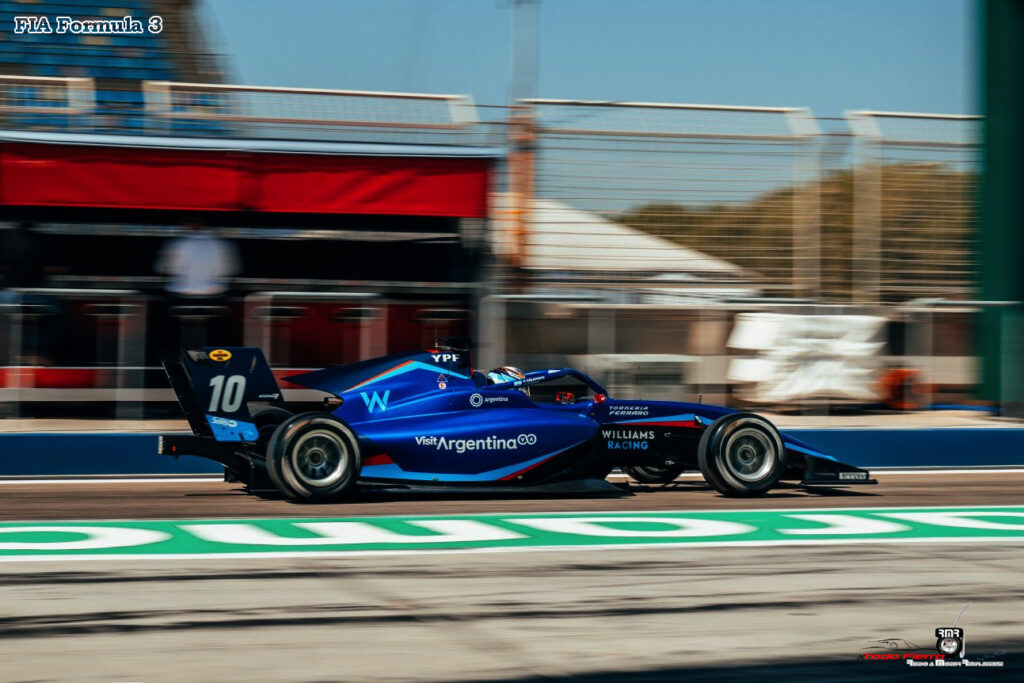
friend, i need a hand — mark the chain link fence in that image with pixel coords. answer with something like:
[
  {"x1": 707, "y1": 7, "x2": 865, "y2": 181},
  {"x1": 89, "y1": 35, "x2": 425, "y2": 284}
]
[
  {"x1": 500, "y1": 100, "x2": 822, "y2": 299},
  {"x1": 847, "y1": 111, "x2": 980, "y2": 304}
]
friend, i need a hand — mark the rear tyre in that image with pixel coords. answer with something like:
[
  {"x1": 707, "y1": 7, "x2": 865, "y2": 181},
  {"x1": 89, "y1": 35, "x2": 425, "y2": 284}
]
[
  {"x1": 252, "y1": 406, "x2": 293, "y2": 453},
  {"x1": 623, "y1": 462, "x2": 686, "y2": 484},
  {"x1": 249, "y1": 406, "x2": 293, "y2": 489},
  {"x1": 266, "y1": 413, "x2": 362, "y2": 501},
  {"x1": 698, "y1": 413, "x2": 785, "y2": 497}
]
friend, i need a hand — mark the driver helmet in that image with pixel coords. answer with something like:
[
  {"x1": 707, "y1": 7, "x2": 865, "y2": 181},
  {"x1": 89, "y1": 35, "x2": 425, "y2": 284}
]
[
  {"x1": 487, "y1": 366, "x2": 525, "y2": 385},
  {"x1": 488, "y1": 366, "x2": 529, "y2": 396}
]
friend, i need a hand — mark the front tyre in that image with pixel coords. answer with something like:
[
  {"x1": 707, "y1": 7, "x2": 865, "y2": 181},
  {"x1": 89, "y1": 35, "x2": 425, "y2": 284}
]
[
  {"x1": 698, "y1": 413, "x2": 785, "y2": 497},
  {"x1": 266, "y1": 413, "x2": 361, "y2": 501}
]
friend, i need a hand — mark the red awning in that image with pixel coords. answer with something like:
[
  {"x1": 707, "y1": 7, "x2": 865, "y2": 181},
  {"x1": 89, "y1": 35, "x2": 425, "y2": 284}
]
[{"x1": 0, "y1": 143, "x2": 490, "y2": 217}]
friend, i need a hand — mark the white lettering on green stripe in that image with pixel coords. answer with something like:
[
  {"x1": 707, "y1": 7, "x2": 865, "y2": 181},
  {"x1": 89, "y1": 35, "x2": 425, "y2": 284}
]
[
  {"x1": 0, "y1": 526, "x2": 169, "y2": 550},
  {"x1": 3, "y1": 507, "x2": 1024, "y2": 561},
  {"x1": 180, "y1": 520, "x2": 524, "y2": 545},
  {"x1": 778, "y1": 514, "x2": 910, "y2": 535},
  {"x1": 881, "y1": 511, "x2": 1024, "y2": 530},
  {"x1": 508, "y1": 516, "x2": 755, "y2": 537}
]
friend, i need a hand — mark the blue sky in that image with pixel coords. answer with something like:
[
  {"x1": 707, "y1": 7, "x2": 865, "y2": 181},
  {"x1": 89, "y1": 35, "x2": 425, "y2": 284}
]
[{"x1": 200, "y1": 0, "x2": 976, "y2": 117}]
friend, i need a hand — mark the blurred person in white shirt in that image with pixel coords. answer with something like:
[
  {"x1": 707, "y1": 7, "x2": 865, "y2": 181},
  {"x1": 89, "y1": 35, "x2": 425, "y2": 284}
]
[
  {"x1": 156, "y1": 220, "x2": 239, "y2": 297},
  {"x1": 155, "y1": 220, "x2": 240, "y2": 353}
]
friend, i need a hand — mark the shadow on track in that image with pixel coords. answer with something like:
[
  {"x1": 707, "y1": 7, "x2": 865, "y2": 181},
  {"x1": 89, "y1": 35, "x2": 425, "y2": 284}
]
[
  {"x1": 258, "y1": 480, "x2": 879, "y2": 506},
  {"x1": 464, "y1": 654, "x2": 1022, "y2": 682}
]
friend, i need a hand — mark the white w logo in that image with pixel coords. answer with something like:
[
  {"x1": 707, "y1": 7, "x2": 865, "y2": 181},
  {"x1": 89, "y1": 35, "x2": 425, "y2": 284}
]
[{"x1": 361, "y1": 390, "x2": 390, "y2": 413}]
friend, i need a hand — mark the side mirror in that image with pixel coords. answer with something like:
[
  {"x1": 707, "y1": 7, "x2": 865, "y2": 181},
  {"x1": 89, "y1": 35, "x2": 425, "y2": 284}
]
[{"x1": 593, "y1": 393, "x2": 607, "y2": 404}]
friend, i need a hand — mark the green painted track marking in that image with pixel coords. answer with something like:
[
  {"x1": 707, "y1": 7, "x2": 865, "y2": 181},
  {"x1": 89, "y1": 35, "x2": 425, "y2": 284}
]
[{"x1": 2, "y1": 506, "x2": 1024, "y2": 561}]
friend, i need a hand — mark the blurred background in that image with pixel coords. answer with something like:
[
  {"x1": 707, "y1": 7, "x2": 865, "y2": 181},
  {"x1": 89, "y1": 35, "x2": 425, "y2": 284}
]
[{"x1": 0, "y1": 0, "x2": 1020, "y2": 423}]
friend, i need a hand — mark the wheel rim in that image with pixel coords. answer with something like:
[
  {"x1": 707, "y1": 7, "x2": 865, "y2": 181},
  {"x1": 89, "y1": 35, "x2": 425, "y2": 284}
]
[
  {"x1": 723, "y1": 426, "x2": 775, "y2": 483},
  {"x1": 291, "y1": 429, "x2": 348, "y2": 487}
]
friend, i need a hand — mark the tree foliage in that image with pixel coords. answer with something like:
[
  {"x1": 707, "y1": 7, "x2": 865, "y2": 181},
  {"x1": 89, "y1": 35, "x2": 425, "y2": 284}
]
[{"x1": 617, "y1": 163, "x2": 975, "y2": 301}]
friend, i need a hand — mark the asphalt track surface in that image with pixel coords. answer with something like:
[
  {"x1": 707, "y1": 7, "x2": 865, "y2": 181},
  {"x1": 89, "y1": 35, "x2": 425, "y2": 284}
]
[
  {"x1": 3, "y1": 543, "x2": 1022, "y2": 681},
  {"x1": 3, "y1": 473, "x2": 1023, "y2": 681},
  {"x1": 0, "y1": 471, "x2": 1022, "y2": 520}
]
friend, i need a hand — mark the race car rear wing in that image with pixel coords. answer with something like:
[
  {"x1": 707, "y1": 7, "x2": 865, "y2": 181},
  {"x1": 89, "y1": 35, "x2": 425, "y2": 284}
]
[{"x1": 162, "y1": 347, "x2": 282, "y2": 443}]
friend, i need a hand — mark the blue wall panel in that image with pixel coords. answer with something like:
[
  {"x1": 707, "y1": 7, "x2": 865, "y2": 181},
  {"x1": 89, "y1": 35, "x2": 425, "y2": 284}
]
[{"x1": 0, "y1": 429, "x2": 1021, "y2": 476}]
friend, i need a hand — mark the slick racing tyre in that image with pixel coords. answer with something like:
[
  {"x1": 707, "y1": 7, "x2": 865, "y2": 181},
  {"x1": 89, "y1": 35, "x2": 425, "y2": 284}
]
[
  {"x1": 623, "y1": 462, "x2": 686, "y2": 484},
  {"x1": 252, "y1": 406, "x2": 293, "y2": 454},
  {"x1": 698, "y1": 413, "x2": 785, "y2": 497},
  {"x1": 266, "y1": 413, "x2": 362, "y2": 501}
]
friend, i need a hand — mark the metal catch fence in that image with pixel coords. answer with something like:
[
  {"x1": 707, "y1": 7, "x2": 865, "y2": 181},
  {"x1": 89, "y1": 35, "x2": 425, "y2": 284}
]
[
  {"x1": 500, "y1": 99, "x2": 823, "y2": 299},
  {"x1": 847, "y1": 111, "x2": 981, "y2": 304}
]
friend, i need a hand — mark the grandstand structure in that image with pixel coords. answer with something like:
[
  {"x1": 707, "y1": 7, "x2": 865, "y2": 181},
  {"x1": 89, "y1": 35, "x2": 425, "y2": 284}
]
[{"x1": 0, "y1": 0, "x2": 223, "y2": 132}]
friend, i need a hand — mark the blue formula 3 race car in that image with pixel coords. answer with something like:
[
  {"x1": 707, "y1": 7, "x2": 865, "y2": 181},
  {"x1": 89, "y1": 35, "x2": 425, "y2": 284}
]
[{"x1": 159, "y1": 341, "x2": 874, "y2": 501}]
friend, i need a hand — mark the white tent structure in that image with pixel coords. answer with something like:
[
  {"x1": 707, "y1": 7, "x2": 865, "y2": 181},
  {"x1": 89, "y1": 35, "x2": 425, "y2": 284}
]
[{"x1": 491, "y1": 195, "x2": 754, "y2": 297}]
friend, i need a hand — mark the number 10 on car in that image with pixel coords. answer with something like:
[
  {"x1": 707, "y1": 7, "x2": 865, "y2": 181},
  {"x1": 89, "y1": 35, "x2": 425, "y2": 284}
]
[{"x1": 208, "y1": 375, "x2": 246, "y2": 413}]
